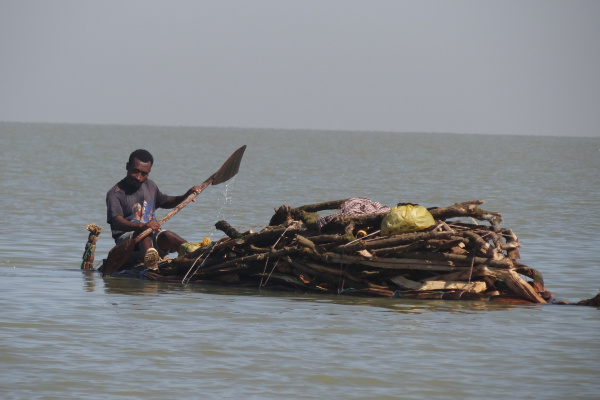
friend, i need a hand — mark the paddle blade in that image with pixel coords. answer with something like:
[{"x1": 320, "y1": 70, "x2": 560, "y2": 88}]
[
  {"x1": 102, "y1": 239, "x2": 136, "y2": 277},
  {"x1": 212, "y1": 145, "x2": 246, "y2": 185}
]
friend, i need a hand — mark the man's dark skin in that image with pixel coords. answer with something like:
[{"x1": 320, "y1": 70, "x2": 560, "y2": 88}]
[{"x1": 111, "y1": 157, "x2": 202, "y2": 255}]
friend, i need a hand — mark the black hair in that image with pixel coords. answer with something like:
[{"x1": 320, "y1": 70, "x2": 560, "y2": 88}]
[{"x1": 128, "y1": 149, "x2": 154, "y2": 166}]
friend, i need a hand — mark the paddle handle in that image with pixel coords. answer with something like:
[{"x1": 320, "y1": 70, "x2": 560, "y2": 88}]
[{"x1": 133, "y1": 174, "x2": 215, "y2": 244}]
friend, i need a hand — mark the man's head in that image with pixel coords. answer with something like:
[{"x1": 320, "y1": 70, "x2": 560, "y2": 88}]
[
  {"x1": 127, "y1": 149, "x2": 154, "y2": 167},
  {"x1": 125, "y1": 149, "x2": 154, "y2": 189}
]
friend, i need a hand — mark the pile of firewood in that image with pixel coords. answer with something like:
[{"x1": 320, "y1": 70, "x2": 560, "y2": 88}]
[{"x1": 144, "y1": 199, "x2": 555, "y2": 304}]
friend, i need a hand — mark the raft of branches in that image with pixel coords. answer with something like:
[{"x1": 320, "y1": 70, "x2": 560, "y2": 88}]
[{"x1": 124, "y1": 199, "x2": 568, "y2": 305}]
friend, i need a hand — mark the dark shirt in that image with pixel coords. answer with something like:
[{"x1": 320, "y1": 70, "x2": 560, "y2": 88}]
[{"x1": 106, "y1": 178, "x2": 168, "y2": 239}]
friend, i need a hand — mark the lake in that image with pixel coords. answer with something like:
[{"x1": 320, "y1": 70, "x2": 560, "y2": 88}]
[{"x1": 1, "y1": 122, "x2": 598, "y2": 399}]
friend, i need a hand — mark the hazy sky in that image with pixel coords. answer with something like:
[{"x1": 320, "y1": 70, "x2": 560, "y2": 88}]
[{"x1": 1, "y1": 0, "x2": 599, "y2": 136}]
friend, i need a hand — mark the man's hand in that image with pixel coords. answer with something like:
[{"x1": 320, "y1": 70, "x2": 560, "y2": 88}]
[
  {"x1": 187, "y1": 186, "x2": 203, "y2": 202},
  {"x1": 144, "y1": 220, "x2": 161, "y2": 232}
]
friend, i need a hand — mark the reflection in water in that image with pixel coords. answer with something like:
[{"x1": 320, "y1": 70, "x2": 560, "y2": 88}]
[
  {"x1": 92, "y1": 270, "x2": 534, "y2": 314},
  {"x1": 81, "y1": 270, "x2": 97, "y2": 292},
  {"x1": 100, "y1": 274, "x2": 183, "y2": 296}
]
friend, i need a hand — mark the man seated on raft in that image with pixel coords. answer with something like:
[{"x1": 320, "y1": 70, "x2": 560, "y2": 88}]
[{"x1": 106, "y1": 149, "x2": 202, "y2": 270}]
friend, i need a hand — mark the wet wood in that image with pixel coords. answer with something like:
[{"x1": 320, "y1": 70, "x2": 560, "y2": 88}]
[
  {"x1": 490, "y1": 269, "x2": 546, "y2": 304},
  {"x1": 391, "y1": 275, "x2": 487, "y2": 293},
  {"x1": 113, "y1": 198, "x2": 551, "y2": 304},
  {"x1": 81, "y1": 224, "x2": 102, "y2": 270}
]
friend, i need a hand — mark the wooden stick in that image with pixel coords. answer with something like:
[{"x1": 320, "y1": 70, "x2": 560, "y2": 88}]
[
  {"x1": 391, "y1": 275, "x2": 487, "y2": 293},
  {"x1": 428, "y1": 200, "x2": 503, "y2": 230},
  {"x1": 422, "y1": 265, "x2": 494, "y2": 282},
  {"x1": 490, "y1": 269, "x2": 546, "y2": 304},
  {"x1": 294, "y1": 199, "x2": 348, "y2": 212},
  {"x1": 197, "y1": 246, "x2": 299, "y2": 275},
  {"x1": 322, "y1": 253, "x2": 462, "y2": 272},
  {"x1": 367, "y1": 251, "x2": 515, "y2": 269},
  {"x1": 336, "y1": 231, "x2": 457, "y2": 253}
]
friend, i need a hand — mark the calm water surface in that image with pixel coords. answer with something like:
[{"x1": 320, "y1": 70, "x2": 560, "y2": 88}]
[{"x1": 1, "y1": 122, "x2": 599, "y2": 399}]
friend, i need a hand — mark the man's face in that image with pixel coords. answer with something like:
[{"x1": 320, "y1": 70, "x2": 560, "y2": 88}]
[{"x1": 125, "y1": 158, "x2": 152, "y2": 189}]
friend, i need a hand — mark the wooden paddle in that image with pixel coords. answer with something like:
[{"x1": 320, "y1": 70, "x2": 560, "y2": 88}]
[{"x1": 102, "y1": 145, "x2": 247, "y2": 277}]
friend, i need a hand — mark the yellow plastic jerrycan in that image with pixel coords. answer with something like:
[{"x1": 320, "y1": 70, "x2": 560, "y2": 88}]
[{"x1": 380, "y1": 204, "x2": 435, "y2": 236}]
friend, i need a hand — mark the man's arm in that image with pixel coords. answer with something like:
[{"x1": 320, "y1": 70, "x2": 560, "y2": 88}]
[
  {"x1": 160, "y1": 186, "x2": 203, "y2": 209},
  {"x1": 110, "y1": 215, "x2": 161, "y2": 233}
]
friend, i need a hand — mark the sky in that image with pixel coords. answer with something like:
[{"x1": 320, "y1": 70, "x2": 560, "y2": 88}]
[{"x1": 1, "y1": 0, "x2": 599, "y2": 137}]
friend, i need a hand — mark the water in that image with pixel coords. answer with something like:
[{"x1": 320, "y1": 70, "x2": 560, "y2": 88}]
[{"x1": 1, "y1": 122, "x2": 599, "y2": 399}]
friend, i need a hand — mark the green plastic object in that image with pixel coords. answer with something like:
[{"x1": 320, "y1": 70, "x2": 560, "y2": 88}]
[{"x1": 381, "y1": 204, "x2": 435, "y2": 236}]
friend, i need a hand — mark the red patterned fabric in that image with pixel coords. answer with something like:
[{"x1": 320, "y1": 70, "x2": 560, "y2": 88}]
[{"x1": 316, "y1": 197, "x2": 390, "y2": 231}]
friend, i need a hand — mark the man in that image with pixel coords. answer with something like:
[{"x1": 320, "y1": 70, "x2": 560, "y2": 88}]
[{"x1": 106, "y1": 149, "x2": 202, "y2": 269}]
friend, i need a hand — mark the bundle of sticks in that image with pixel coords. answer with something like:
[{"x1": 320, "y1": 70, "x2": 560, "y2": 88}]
[
  {"x1": 149, "y1": 199, "x2": 555, "y2": 304},
  {"x1": 81, "y1": 223, "x2": 102, "y2": 270}
]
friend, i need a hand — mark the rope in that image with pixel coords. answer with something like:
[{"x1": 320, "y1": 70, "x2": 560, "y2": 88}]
[
  {"x1": 439, "y1": 291, "x2": 445, "y2": 299},
  {"x1": 336, "y1": 251, "x2": 347, "y2": 294},
  {"x1": 457, "y1": 252, "x2": 477, "y2": 299},
  {"x1": 182, "y1": 243, "x2": 215, "y2": 284},
  {"x1": 261, "y1": 259, "x2": 280, "y2": 287},
  {"x1": 259, "y1": 224, "x2": 292, "y2": 289},
  {"x1": 344, "y1": 229, "x2": 381, "y2": 246},
  {"x1": 79, "y1": 244, "x2": 93, "y2": 270}
]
